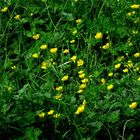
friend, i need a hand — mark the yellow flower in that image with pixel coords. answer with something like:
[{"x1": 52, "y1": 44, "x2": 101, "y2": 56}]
[
  {"x1": 123, "y1": 68, "x2": 128, "y2": 73},
  {"x1": 1, "y1": 7, "x2": 8, "y2": 12},
  {"x1": 50, "y1": 48, "x2": 58, "y2": 53},
  {"x1": 79, "y1": 73, "x2": 85, "y2": 79},
  {"x1": 53, "y1": 113, "x2": 60, "y2": 118},
  {"x1": 76, "y1": 19, "x2": 82, "y2": 24},
  {"x1": 132, "y1": 30, "x2": 138, "y2": 34},
  {"x1": 54, "y1": 94, "x2": 62, "y2": 100},
  {"x1": 95, "y1": 32, "x2": 103, "y2": 39},
  {"x1": 11, "y1": 65, "x2": 16, "y2": 70},
  {"x1": 14, "y1": 15, "x2": 20, "y2": 20},
  {"x1": 131, "y1": 4, "x2": 140, "y2": 9},
  {"x1": 70, "y1": 55, "x2": 77, "y2": 62},
  {"x1": 101, "y1": 78, "x2": 106, "y2": 84},
  {"x1": 127, "y1": 60, "x2": 133, "y2": 67},
  {"x1": 81, "y1": 78, "x2": 89, "y2": 83},
  {"x1": 40, "y1": 44, "x2": 48, "y2": 50},
  {"x1": 115, "y1": 64, "x2": 121, "y2": 69},
  {"x1": 77, "y1": 89, "x2": 84, "y2": 93},
  {"x1": 102, "y1": 43, "x2": 110, "y2": 49},
  {"x1": 63, "y1": 49, "x2": 69, "y2": 54},
  {"x1": 48, "y1": 110, "x2": 54, "y2": 115},
  {"x1": 32, "y1": 34, "x2": 40, "y2": 40},
  {"x1": 108, "y1": 72, "x2": 113, "y2": 77},
  {"x1": 75, "y1": 104, "x2": 85, "y2": 115},
  {"x1": 38, "y1": 112, "x2": 45, "y2": 118},
  {"x1": 32, "y1": 53, "x2": 39, "y2": 58},
  {"x1": 56, "y1": 86, "x2": 63, "y2": 91},
  {"x1": 117, "y1": 56, "x2": 124, "y2": 62},
  {"x1": 134, "y1": 52, "x2": 140, "y2": 57},
  {"x1": 61, "y1": 75, "x2": 69, "y2": 81},
  {"x1": 72, "y1": 30, "x2": 78, "y2": 35},
  {"x1": 79, "y1": 84, "x2": 86, "y2": 89},
  {"x1": 83, "y1": 100, "x2": 87, "y2": 106},
  {"x1": 129, "y1": 102, "x2": 137, "y2": 109},
  {"x1": 127, "y1": 12, "x2": 132, "y2": 16},
  {"x1": 77, "y1": 59, "x2": 84, "y2": 66},
  {"x1": 107, "y1": 84, "x2": 114, "y2": 90},
  {"x1": 70, "y1": 40, "x2": 75, "y2": 43},
  {"x1": 137, "y1": 77, "x2": 140, "y2": 81}
]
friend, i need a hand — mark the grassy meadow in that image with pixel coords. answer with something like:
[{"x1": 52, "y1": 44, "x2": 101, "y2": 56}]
[{"x1": 0, "y1": 0, "x2": 140, "y2": 139}]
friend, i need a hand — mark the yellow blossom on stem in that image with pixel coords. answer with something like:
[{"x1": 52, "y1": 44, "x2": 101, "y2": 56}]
[
  {"x1": 77, "y1": 89, "x2": 84, "y2": 93},
  {"x1": 54, "y1": 94, "x2": 62, "y2": 100},
  {"x1": 40, "y1": 44, "x2": 48, "y2": 50},
  {"x1": 50, "y1": 48, "x2": 58, "y2": 53},
  {"x1": 102, "y1": 43, "x2": 110, "y2": 49},
  {"x1": 108, "y1": 72, "x2": 113, "y2": 77},
  {"x1": 137, "y1": 77, "x2": 140, "y2": 81},
  {"x1": 32, "y1": 53, "x2": 39, "y2": 58},
  {"x1": 101, "y1": 78, "x2": 106, "y2": 84},
  {"x1": 115, "y1": 64, "x2": 121, "y2": 69},
  {"x1": 131, "y1": 4, "x2": 140, "y2": 9},
  {"x1": 79, "y1": 73, "x2": 85, "y2": 79},
  {"x1": 95, "y1": 32, "x2": 103, "y2": 39},
  {"x1": 72, "y1": 30, "x2": 78, "y2": 35},
  {"x1": 76, "y1": 19, "x2": 82, "y2": 24},
  {"x1": 117, "y1": 56, "x2": 124, "y2": 62},
  {"x1": 127, "y1": 60, "x2": 133, "y2": 67},
  {"x1": 56, "y1": 86, "x2": 63, "y2": 91},
  {"x1": 70, "y1": 55, "x2": 77, "y2": 62},
  {"x1": 129, "y1": 102, "x2": 137, "y2": 109},
  {"x1": 32, "y1": 34, "x2": 40, "y2": 40},
  {"x1": 48, "y1": 110, "x2": 54, "y2": 115},
  {"x1": 81, "y1": 78, "x2": 89, "y2": 83},
  {"x1": 1, "y1": 7, "x2": 8, "y2": 12},
  {"x1": 123, "y1": 68, "x2": 128, "y2": 73},
  {"x1": 38, "y1": 112, "x2": 45, "y2": 118},
  {"x1": 63, "y1": 49, "x2": 69, "y2": 54},
  {"x1": 11, "y1": 65, "x2": 16, "y2": 70},
  {"x1": 107, "y1": 84, "x2": 114, "y2": 90},
  {"x1": 134, "y1": 52, "x2": 140, "y2": 57},
  {"x1": 61, "y1": 75, "x2": 69, "y2": 81},
  {"x1": 79, "y1": 84, "x2": 86, "y2": 89},
  {"x1": 70, "y1": 40, "x2": 75, "y2": 43},
  {"x1": 75, "y1": 104, "x2": 85, "y2": 115},
  {"x1": 77, "y1": 59, "x2": 84, "y2": 66},
  {"x1": 14, "y1": 15, "x2": 20, "y2": 20},
  {"x1": 53, "y1": 113, "x2": 60, "y2": 118}
]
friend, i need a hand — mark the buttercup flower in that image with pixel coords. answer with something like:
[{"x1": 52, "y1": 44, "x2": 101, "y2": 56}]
[
  {"x1": 61, "y1": 75, "x2": 69, "y2": 81},
  {"x1": 129, "y1": 102, "x2": 137, "y2": 109},
  {"x1": 48, "y1": 110, "x2": 54, "y2": 115},
  {"x1": 56, "y1": 86, "x2": 63, "y2": 91},
  {"x1": 79, "y1": 73, "x2": 85, "y2": 79},
  {"x1": 32, "y1": 34, "x2": 40, "y2": 40},
  {"x1": 81, "y1": 78, "x2": 89, "y2": 83},
  {"x1": 134, "y1": 52, "x2": 140, "y2": 57},
  {"x1": 50, "y1": 48, "x2": 58, "y2": 53},
  {"x1": 123, "y1": 68, "x2": 128, "y2": 73},
  {"x1": 117, "y1": 56, "x2": 124, "y2": 62},
  {"x1": 32, "y1": 53, "x2": 39, "y2": 58},
  {"x1": 75, "y1": 104, "x2": 85, "y2": 115},
  {"x1": 77, "y1": 89, "x2": 84, "y2": 93},
  {"x1": 11, "y1": 65, "x2": 16, "y2": 70},
  {"x1": 40, "y1": 44, "x2": 48, "y2": 50},
  {"x1": 108, "y1": 72, "x2": 113, "y2": 77},
  {"x1": 76, "y1": 19, "x2": 82, "y2": 24},
  {"x1": 63, "y1": 49, "x2": 69, "y2": 54},
  {"x1": 70, "y1": 55, "x2": 77, "y2": 62},
  {"x1": 38, "y1": 112, "x2": 45, "y2": 118},
  {"x1": 70, "y1": 40, "x2": 75, "y2": 43},
  {"x1": 102, "y1": 43, "x2": 110, "y2": 49},
  {"x1": 79, "y1": 84, "x2": 86, "y2": 89},
  {"x1": 131, "y1": 4, "x2": 140, "y2": 9},
  {"x1": 127, "y1": 60, "x2": 133, "y2": 67},
  {"x1": 101, "y1": 78, "x2": 106, "y2": 84},
  {"x1": 107, "y1": 84, "x2": 114, "y2": 90},
  {"x1": 72, "y1": 30, "x2": 78, "y2": 35},
  {"x1": 115, "y1": 64, "x2": 121, "y2": 69},
  {"x1": 1, "y1": 7, "x2": 8, "y2": 12},
  {"x1": 95, "y1": 32, "x2": 103, "y2": 39},
  {"x1": 53, "y1": 113, "x2": 60, "y2": 118},
  {"x1": 54, "y1": 94, "x2": 62, "y2": 100},
  {"x1": 14, "y1": 15, "x2": 20, "y2": 20},
  {"x1": 77, "y1": 59, "x2": 84, "y2": 66},
  {"x1": 137, "y1": 77, "x2": 140, "y2": 81}
]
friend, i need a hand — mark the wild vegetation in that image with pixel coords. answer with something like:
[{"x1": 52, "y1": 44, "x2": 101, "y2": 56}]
[{"x1": 0, "y1": 0, "x2": 140, "y2": 139}]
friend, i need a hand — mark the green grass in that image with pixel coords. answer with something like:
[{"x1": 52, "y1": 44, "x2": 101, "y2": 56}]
[{"x1": 0, "y1": 0, "x2": 140, "y2": 139}]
